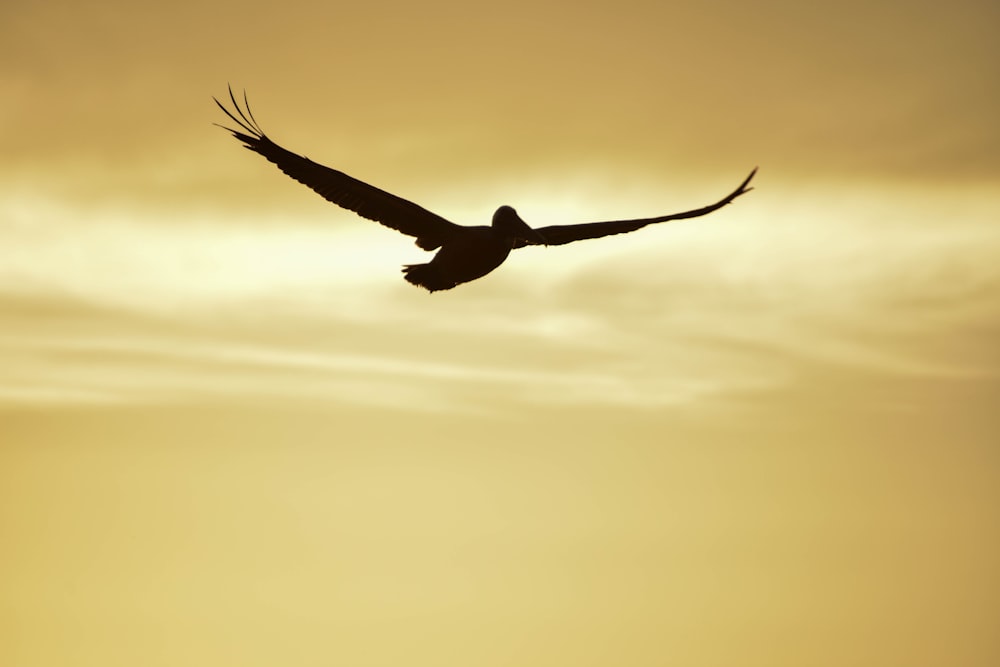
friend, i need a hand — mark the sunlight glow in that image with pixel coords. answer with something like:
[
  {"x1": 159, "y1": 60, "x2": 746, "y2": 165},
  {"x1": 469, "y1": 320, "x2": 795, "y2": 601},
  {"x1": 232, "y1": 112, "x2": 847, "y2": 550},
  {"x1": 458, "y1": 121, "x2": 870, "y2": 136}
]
[
  {"x1": 1, "y1": 183, "x2": 996, "y2": 411},
  {"x1": 2, "y1": 1, "x2": 998, "y2": 665}
]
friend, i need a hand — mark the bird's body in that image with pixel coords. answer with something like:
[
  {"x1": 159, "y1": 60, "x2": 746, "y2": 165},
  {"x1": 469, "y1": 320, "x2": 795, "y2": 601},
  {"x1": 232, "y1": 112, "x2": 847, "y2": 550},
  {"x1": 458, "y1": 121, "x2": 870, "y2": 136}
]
[
  {"x1": 214, "y1": 88, "x2": 756, "y2": 292},
  {"x1": 404, "y1": 225, "x2": 514, "y2": 291}
]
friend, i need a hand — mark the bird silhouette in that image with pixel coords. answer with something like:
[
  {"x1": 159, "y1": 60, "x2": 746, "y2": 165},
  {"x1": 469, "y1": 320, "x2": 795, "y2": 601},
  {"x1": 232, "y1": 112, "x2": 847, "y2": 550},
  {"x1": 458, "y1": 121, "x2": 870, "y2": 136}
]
[{"x1": 215, "y1": 87, "x2": 756, "y2": 292}]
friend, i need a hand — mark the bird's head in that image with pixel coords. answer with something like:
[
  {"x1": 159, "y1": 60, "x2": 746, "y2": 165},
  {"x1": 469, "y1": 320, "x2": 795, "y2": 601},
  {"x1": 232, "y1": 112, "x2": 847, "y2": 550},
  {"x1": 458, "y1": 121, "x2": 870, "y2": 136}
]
[{"x1": 492, "y1": 206, "x2": 547, "y2": 245}]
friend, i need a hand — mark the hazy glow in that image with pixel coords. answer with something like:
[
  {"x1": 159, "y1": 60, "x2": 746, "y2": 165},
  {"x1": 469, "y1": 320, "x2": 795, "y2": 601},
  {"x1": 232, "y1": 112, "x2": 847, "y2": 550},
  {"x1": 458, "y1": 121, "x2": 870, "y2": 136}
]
[
  {"x1": 2, "y1": 185, "x2": 995, "y2": 410},
  {"x1": 2, "y1": 1, "x2": 998, "y2": 666}
]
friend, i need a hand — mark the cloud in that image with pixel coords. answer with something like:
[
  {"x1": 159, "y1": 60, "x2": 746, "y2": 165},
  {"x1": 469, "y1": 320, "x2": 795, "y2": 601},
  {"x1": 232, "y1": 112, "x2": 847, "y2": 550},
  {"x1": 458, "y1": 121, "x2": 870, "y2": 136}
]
[{"x1": 1, "y1": 181, "x2": 997, "y2": 412}]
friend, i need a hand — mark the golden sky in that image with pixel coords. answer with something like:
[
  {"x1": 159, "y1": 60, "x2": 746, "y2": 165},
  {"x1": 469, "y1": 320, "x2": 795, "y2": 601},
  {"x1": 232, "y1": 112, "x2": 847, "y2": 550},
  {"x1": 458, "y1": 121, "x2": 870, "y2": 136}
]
[{"x1": 2, "y1": 1, "x2": 999, "y2": 665}]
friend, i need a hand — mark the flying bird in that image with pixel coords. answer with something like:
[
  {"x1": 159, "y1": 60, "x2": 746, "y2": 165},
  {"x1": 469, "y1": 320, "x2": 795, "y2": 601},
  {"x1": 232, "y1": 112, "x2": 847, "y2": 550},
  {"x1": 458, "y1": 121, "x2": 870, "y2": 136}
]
[{"x1": 214, "y1": 88, "x2": 756, "y2": 292}]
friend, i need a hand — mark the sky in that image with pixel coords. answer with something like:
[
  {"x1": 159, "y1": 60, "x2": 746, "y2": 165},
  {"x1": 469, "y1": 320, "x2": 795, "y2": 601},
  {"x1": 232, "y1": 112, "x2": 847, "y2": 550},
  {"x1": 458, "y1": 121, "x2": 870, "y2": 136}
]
[{"x1": 1, "y1": 0, "x2": 999, "y2": 665}]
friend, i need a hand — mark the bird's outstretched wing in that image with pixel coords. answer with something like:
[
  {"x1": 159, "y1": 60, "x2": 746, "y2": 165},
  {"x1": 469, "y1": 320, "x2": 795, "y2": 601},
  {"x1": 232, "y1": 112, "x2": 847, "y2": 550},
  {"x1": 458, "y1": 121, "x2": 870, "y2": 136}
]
[
  {"x1": 514, "y1": 168, "x2": 757, "y2": 248},
  {"x1": 214, "y1": 86, "x2": 461, "y2": 250}
]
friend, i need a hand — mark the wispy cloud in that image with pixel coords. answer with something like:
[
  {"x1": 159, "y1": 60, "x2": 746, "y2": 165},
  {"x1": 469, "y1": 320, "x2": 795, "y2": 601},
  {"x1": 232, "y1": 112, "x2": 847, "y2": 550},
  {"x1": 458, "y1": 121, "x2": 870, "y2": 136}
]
[{"x1": 1, "y1": 184, "x2": 997, "y2": 411}]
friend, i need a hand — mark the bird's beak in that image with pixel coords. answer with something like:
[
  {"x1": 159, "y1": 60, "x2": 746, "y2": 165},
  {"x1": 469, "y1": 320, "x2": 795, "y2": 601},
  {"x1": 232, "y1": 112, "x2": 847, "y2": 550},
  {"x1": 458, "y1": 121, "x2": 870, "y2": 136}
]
[
  {"x1": 502, "y1": 208, "x2": 548, "y2": 245},
  {"x1": 524, "y1": 226, "x2": 548, "y2": 246}
]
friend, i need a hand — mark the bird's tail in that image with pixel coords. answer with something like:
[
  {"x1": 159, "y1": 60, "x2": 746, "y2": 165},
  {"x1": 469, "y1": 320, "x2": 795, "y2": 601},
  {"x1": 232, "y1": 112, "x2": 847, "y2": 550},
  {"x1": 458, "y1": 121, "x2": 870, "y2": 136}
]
[{"x1": 402, "y1": 263, "x2": 457, "y2": 292}]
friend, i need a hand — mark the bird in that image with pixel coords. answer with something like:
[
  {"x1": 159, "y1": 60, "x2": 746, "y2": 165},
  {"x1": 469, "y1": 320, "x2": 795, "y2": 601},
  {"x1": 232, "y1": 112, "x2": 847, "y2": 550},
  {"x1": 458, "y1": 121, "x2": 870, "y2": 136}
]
[{"x1": 214, "y1": 87, "x2": 757, "y2": 292}]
